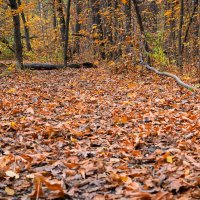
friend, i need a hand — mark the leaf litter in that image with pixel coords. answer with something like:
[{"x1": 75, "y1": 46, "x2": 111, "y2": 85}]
[{"x1": 0, "y1": 67, "x2": 199, "y2": 199}]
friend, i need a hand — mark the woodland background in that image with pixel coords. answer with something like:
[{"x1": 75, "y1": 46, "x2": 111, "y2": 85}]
[{"x1": 0, "y1": 0, "x2": 199, "y2": 74}]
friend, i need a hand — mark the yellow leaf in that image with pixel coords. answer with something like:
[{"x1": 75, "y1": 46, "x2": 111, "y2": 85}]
[
  {"x1": 5, "y1": 187, "x2": 15, "y2": 196},
  {"x1": 128, "y1": 83, "x2": 138, "y2": 89},
  {"x1": 184, "y1": 168, "x2": 190, "y2": 175},
  {"x1": 7, "y1": 88, "x2": 16, "y2": 93},
  {"x1": 115, "y1": 116, "x2": 128, "y2": 124},
  {"x1": 10, "y1": 122, "x2": 18, "y2": 130},
  {"x1": 70, "y1": 136, "x2": 77, "y2": 143},
  {"x1": 127, "y1": 92, "x2": 136, "y2": 98},
  {"x1": 164, "y1": 10, "x2": 172, "y2": 17},
  {"x1": 121, "y1": 0, "x2": 128, "y2": 4},
  {"x1": 166, "y1": 156, "x2": 174, "y2": 163},
  {"x1": 108, "y1": 61, "x2": 115, "y2": 67}
]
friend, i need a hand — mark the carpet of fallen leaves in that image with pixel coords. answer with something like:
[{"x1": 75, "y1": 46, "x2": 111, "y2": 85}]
[{"x1": 0, "y1": 66, "x2": 199, "y2": 200}]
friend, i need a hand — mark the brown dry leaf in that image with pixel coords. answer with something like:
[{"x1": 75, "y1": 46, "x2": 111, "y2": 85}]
[
  {"x1": 110, "y1": 173, "x2": 132, "y2": 184},
  {"x1": 26, "y1": 107, "x2": 35, "y2": 114},
  {"x1": 93, "y1": 194, "x2": 105, "y2": 200},
  {"x1": 0, "y1": 154, "x2": 14, "y2": 172},
  {"x1": 78, "y1": 168, "x2": 86, "y2": 179},
  {"x1": 44, "y1": 180, "x2": 64, "y2": 192},
  {"x1": 128, "y1": 169, "x2": 147, "y2": 177},
  {"x1": 29, "y1": 174, "x2": 44, "y2": 199},
  {"x1": 169, "y1": 179, "x2": 182, "y2": 192},
  {"x1": 127, "y1": 92, "x2": 137, "y2": 98},
  {"x1": 65, "y1": 163, "x2": 79, "y2": 169},
  {"x1": 29, "y1": 173, "x2": 64, "y2": 199},
  {"x1": 65, "y1": 169, "x2": 76, "y2": 176}
]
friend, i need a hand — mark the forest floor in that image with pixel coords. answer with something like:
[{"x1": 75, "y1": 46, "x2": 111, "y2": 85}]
[{"x1": 0, "y1": 65, "x2": 199, "y2": 200}]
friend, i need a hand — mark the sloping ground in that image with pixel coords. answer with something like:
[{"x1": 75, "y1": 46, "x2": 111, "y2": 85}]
[{"x1": 0, "y1": 66, "x2": 199, "y2": 200}]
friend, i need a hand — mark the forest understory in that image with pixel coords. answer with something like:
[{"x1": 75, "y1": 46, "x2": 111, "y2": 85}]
[{"x1": 0, "y1": 66, "x2": 199, "y2": 200}]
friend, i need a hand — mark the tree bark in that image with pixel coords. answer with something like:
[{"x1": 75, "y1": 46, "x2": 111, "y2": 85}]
[
  {"x1": 52, "y1": 0, "x2": 57, "y2": 29},
  {"x1": 64, "y1": 0, "x2": 71, "y2": 67},
  {"x1": 132, "y1": 0, "x2": 150, "y2": 64},
  {"x1": 56, "y1": 0, "x2": 66, "y2": 42},
  {"x1": 181, "y1": 0, "x2": 198, "y2": 54},
  {"x1": 177, "y1": 0, "x2": 184, "y2": 68},
  {"x1": 18, "y1": 0, "x2": 32, "y2": 51},
  {"x1": 125, "y1": 0, "x2": 131, "y2": 36},
  {"x1": 9, "y1": 0, "x2": 23, "y2": 68},
  {"x1": 91, "y1": 0, "x2": 105, "y2": 59},
  {"x1": 75, "y1": 0, "x2": 81, "y2": 54},
  {"x1": 124, "y1": 0, "x2": 132, "y2": 53}
]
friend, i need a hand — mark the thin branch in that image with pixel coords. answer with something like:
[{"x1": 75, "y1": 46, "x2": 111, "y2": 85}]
[{"x1": 140, "y1": 60, "x2": 198, "y2": 92}]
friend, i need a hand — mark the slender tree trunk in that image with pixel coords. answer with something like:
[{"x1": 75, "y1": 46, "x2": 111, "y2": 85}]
[
  {"x1": 125, "y1": 0, "x2": 132, "y2": 53},
  {"x1": 52, "y1": 0, "x2": 57, "y2": 29},
  {"x1": 75, "y1": 0, "x2": 81, "y2": 54},
  {"x1": 38, "y1": 0, "x2": 45, "y2": 42},
  {"x1": 56, "y1": 0, "x2": 66, "y2": 42},
  {"x1": 64, "y1": 0, "x2": 71, "y2": 66},
  {"x1": 125, "y1": 0, "x2": 131, "y2": 36},
  {"x1": 169, "y1": 2, "x2": 176, "y2": 61},
  {"x1": 178, "y1": 0, "x2": 184, "y2": 68},
  {"x1": 181, "y1": 0, "x2": 198, "y2": 54},
  {"x1": 91, "y1": 0, "x2": 105, "y2": 59},
  {"x1": 9, "y1": 0, "x2": 23, "y2": 68},
  {"x1": 132, "y1": 0, "x2": 150, "y2": 63},
  {"x1": 18, "y1": 0, "x2": 32, "y2": 51}
]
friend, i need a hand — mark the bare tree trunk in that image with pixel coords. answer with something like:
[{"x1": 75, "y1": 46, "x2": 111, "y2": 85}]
[
  {"x1": 75, "y1": 0, "x2": 81, "y2": 54},
  {"x1": 52, "y1": 0, "x2": 57, "y2": 29},
  {"x1": 125, "y1": 0, "x2": 132, "y2": 53},
  {"x1": 125, "y1": 0, "x2": 131, "y2": 36},
  {"x1": 181, "y1": 0, "x2": 198, "y2": 54},
  {"x1": 132, "y1": 0, "x2": 150, "y2": 64},
  {"x1": 91, "y1": 0, "x2": 105, "y2": 59},
  {"x1": 64, "y1": 0, "x2": 71, "y2": 66},
  {"x1": 9, "y1": 0, "x2": 23, "y2": 68},
  {"x1": 169, "y1": 1, "x2": 176, "y2": 61},
  {"x1": 178, "y1": 0, "x2": 184, "y2": 68},
  {"x1": 56, "y1": 0, "x2": 66, "y2": 42},
  {"x1": 18, "y1": 0, "x2": 32, "y2": 51}
]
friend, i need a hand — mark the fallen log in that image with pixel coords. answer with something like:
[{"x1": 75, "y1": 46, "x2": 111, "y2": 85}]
[
  {"x1": 23, "y1": 63, "x2": 63, "y2": 70},
  {"x1": 140, "y1": 61, "x2": 198, "y2": 92},
  {"x1": 23, "y1": 62, "x2": 97, "y2": 70},
  {"x1": 82, "y1": 62, "x2": 97, "y2": 68}
]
